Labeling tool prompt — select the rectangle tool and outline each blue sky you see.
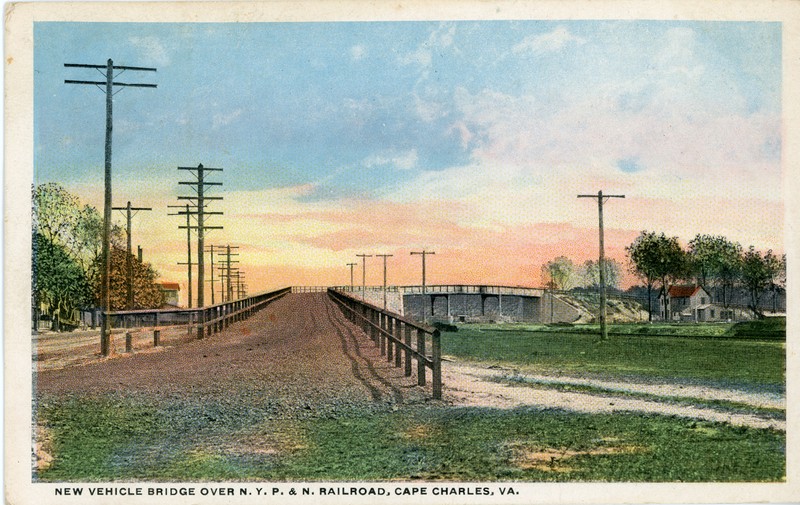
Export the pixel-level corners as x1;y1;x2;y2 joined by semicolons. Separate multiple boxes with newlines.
33;20;784;291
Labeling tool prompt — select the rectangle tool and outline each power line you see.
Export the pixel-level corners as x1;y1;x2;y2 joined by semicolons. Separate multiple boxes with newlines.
65;59;156;356
578;190;625;341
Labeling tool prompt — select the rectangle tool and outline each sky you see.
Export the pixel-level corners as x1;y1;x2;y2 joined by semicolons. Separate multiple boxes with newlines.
33;20;784;299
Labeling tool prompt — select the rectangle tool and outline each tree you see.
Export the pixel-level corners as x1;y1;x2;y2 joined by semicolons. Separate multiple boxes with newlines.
626;231;688;321
580;258;622;291
33;183;128;329
687;234;742;311
541;256;576;291
740;247;780;318
91;246;165;310
32;232;92;330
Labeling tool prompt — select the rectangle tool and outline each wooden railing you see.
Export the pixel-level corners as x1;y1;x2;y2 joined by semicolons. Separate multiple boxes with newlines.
106;287;291;350
328;288;442;400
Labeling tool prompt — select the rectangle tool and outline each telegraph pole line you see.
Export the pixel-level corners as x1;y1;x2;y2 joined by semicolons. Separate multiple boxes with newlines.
168;204;195;308
410;250;435;294
178;164;223;307
356;254;372;301
375;254;393;309
216;245;239;302
205;245;219;305
346;263;357;293
578;190;625;341
65;59;156;356
112;201;152;310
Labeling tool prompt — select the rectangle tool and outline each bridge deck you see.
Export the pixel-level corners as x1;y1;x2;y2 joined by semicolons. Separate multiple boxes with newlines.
36;293;430;413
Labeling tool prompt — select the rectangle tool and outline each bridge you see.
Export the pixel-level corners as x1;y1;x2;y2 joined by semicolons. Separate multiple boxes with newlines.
302;285;548;323
37;284;580;404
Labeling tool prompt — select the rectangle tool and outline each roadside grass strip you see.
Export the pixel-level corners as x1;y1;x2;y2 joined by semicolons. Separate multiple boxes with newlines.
441;329;785;389
488;373;785;422
35;397;784;482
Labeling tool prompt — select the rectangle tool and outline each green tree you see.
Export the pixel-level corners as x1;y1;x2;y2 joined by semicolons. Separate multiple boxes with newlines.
687;234;742;311
626;231;688;321
32;232;92;330
541;256;576;291
580;258;622;291
741;247;780;318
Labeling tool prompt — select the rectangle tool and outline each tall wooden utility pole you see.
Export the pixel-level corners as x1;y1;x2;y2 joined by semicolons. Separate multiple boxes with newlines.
578;190;625;340
356;254;372;301
346;263;357;293
217;245;239;302
411;250;435;294
205;245;218;304
375;254;393;309
65;59;156;356
112;201;152;309
168;204;195;307
177;164;223;308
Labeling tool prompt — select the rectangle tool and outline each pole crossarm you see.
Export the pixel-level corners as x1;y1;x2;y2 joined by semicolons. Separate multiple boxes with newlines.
66;63;157;71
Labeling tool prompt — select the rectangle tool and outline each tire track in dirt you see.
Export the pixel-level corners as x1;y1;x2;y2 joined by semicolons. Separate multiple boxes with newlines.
323;296;404;403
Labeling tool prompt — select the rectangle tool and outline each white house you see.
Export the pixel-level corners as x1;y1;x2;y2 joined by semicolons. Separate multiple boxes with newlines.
659;285;720;322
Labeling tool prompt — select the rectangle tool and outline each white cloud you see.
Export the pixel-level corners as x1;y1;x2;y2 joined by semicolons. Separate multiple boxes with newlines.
513;26;586;56
128;36;170;67
363;149;419;170
212;109;243;128
350;45;367;61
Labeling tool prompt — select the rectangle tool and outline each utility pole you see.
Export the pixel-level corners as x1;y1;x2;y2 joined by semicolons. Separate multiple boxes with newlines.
578;190;624;341
65;59;156;356
217;245;239;302
112;201;152;310
375;254;393;309
177;164;223;307
168;203;195;307
411;250;435;294
346;263;356;293
205;245;218;304
356;254;372;301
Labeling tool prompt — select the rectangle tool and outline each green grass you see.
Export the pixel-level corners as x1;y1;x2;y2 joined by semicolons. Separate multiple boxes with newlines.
466;317;786;340
36;398;785;482
442;328;785;388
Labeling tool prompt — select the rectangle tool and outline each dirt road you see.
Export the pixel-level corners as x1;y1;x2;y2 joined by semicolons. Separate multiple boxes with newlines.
36;293;430;413
36;292;784;430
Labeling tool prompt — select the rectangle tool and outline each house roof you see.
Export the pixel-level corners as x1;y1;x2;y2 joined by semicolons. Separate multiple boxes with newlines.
159;282;181;291
668;285;703;298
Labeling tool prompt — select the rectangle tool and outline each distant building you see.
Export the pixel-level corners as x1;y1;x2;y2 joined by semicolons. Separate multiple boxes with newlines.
659;284;751;322
158;282;181;307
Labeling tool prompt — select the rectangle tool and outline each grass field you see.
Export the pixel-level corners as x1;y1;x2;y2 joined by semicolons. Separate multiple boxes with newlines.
441;323;785;390
37;397;785;482
36;319;786;482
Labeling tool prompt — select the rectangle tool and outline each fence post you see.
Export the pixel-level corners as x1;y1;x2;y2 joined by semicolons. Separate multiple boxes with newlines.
125;332;133;353
417;328;426;386
153;329;160;347
404;324;412;376
197;309;205;340
378;313;385;355
394;320;402;368
387;317;394;363
432;330;442;399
